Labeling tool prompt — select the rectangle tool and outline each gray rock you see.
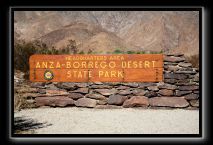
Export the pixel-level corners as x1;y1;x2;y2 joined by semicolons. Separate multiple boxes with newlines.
45;82;52;85
106;82;122;86
23;93;40;98
176;82;197;86
164;56;185;62
68;93;84;100
132;89;146;96
158;83;177;90
179;85;199;91
175;90;192;96
37;89;46;94
164;79;177;84
97;99;108;105
107;95;128;105
163;65;169;70
145;91;158;98
193;68;199;72
187;74;194;79
75;83;88;88
56;83;77;90
175;79;190;84
90;84;112;89
85;93;106;100
178;62;192;67
193;91;199;94
183;94;199;100
175;71;197;74
17;87;38;93
147;86;159;91
94;88;117;96
138;83;157;88
123;96;149;108
118;89;132;95
122;83;139;88
30;82;46;88
149;97;189;108
164;62;179;65
193;73;199;82
45;83;59;90
116;86;130;90
164;73;188;80
93;82;103;85
35;96;74;107
167;66;181;72
39;89;69;97
189;100;199;107
158;89;174;96
71;88;89;94
74;98;97;108
179;68;193;71
26;99;35;104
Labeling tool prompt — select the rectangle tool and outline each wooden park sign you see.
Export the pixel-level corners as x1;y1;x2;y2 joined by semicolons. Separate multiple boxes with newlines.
29;54;163;82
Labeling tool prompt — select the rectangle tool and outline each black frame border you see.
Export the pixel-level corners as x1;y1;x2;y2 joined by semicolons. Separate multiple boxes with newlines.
8;6;204;143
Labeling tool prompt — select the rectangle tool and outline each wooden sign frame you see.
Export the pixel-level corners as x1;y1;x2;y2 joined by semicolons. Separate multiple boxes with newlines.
29;54;163;82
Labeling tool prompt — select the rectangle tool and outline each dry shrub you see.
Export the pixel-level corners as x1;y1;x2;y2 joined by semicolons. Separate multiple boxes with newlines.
14;93;22;111
14;97;30;111
14;87;35;111
14;40;77;78
14;93;31;111
185;54;199;68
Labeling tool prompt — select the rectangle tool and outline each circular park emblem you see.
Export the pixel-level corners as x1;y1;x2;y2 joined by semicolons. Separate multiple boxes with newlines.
44;70;54;81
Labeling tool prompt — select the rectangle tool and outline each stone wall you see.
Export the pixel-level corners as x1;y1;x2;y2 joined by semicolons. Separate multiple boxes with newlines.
14;54;199;110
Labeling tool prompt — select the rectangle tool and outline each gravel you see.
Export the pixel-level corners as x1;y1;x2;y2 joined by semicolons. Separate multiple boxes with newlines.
14;107;199;134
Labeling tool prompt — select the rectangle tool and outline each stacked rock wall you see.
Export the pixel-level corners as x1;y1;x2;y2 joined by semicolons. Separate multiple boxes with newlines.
14;54;199;109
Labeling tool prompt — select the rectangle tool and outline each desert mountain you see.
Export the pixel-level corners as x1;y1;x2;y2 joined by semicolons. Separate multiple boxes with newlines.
14;11;199;56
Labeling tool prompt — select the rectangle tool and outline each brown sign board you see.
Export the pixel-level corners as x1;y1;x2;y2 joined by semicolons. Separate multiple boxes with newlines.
29;54;163;82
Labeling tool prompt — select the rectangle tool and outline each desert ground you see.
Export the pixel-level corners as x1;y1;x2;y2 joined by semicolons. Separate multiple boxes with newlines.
14;107;199;134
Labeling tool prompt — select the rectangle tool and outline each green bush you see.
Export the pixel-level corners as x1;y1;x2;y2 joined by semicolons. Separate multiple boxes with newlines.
14;40;73;74
126;50;135;54
14;41;38;72
150;51;155;54
159;50;164;54
135;51;146;54
149;51;164;54
87;49;93;54
78;51;85;54
113;49;123;54
141;51;146;54
64;39;77;54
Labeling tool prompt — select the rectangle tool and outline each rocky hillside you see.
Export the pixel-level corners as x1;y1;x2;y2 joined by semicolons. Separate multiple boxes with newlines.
14;11;199;56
